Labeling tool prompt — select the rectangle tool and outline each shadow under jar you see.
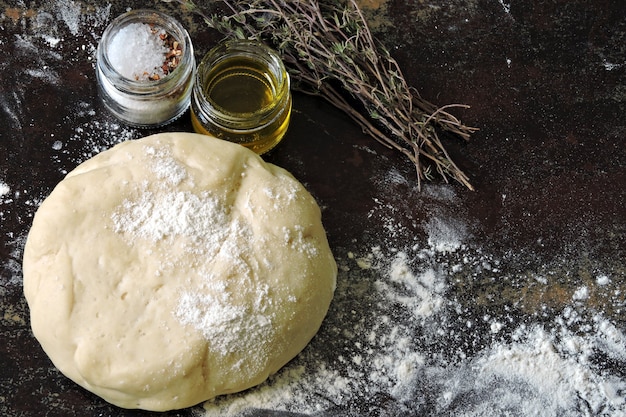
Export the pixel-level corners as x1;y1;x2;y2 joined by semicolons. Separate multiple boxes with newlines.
96;9;195;128
191;40;292;155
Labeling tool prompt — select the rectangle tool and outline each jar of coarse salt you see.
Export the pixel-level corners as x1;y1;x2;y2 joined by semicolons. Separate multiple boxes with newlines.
96;9;195;128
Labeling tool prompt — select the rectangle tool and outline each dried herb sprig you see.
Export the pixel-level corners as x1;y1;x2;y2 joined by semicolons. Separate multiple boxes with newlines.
171;0;478;189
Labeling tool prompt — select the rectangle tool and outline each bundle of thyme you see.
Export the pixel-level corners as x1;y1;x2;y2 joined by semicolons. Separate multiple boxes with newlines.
171;0;477;189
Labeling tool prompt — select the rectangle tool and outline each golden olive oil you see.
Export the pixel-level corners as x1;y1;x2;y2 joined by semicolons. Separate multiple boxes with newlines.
207;63;274;113
191;41;292;154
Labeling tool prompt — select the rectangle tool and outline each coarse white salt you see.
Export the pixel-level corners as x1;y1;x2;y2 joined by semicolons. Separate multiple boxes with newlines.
107;22;168;81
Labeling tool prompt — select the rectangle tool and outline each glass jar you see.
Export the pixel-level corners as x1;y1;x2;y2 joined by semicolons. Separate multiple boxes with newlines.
96;9;195;128
191;40;292;154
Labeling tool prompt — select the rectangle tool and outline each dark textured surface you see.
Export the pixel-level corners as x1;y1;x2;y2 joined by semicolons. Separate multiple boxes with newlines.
1;1;624;416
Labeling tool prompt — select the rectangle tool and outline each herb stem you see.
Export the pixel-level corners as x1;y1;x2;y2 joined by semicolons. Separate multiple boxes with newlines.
172;0;478;190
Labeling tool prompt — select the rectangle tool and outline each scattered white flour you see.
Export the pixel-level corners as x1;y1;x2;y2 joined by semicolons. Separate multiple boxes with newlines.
176;286;275;358
435;322;621;416
109;147;291;365
5;0;122;175
498;0;511;15
9;0;111;84
573;285;590;301
602;59;622;71
0;234;28;295
144;145;189;186
197;242;626;417
0;182;9;199
112;189;228;246
597;274;611;286
193;171;626;417
0;181;12;228
51;100;140;173
58;0;80;35
425;216;467;253
376;251;445;321
0;181;11;224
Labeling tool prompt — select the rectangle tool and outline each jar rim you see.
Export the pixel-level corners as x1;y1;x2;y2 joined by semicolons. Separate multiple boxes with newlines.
97;9;194;94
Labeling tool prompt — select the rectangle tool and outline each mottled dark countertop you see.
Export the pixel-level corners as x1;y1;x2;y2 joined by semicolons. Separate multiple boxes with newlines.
1;1;625;416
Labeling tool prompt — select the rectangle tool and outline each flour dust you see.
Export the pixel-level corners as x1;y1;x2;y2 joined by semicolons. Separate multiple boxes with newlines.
196;168;626;417
0;0;135;295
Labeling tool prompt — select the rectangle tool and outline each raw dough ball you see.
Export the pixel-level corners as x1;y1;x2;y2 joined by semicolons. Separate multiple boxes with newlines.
23;132;336;411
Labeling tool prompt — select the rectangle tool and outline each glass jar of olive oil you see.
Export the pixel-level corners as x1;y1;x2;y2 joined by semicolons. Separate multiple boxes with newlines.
191;40;292;154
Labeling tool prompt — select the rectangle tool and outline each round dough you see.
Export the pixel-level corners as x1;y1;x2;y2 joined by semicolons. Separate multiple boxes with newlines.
23;132;336;411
